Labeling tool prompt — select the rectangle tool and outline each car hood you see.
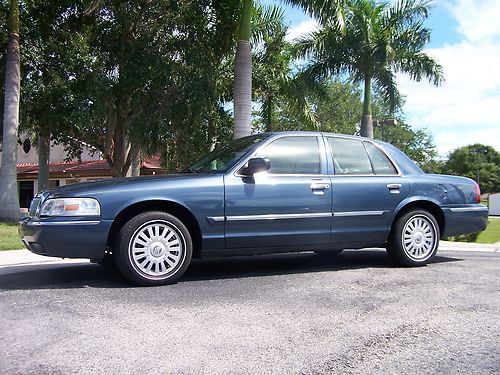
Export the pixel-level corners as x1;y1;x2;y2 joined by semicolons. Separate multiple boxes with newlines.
42;173;218;198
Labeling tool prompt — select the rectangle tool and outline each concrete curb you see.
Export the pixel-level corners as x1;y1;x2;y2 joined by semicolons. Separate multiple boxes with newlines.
439;241;499;253
0;249;89;268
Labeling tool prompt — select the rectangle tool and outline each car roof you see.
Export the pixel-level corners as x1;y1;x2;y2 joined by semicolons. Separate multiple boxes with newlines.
263;131;373;141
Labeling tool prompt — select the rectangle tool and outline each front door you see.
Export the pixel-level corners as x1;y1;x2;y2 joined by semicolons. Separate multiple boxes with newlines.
224;135;332;249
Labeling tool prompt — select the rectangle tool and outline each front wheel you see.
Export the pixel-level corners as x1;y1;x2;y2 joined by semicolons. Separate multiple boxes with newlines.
387;210;440;267
114;211;193;286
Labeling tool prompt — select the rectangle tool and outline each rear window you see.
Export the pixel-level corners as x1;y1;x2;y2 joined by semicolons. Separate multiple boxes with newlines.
364;142;398;175
328;138;372;175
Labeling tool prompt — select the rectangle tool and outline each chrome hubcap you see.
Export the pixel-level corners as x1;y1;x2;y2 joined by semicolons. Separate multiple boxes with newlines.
402;215;437;261
129;220;185;278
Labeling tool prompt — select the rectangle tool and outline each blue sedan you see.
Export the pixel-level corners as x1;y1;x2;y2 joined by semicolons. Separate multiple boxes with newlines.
19;132;488;286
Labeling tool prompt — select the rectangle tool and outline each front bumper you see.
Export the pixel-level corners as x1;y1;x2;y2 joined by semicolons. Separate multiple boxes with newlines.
18;217;113;259
442;204;489;237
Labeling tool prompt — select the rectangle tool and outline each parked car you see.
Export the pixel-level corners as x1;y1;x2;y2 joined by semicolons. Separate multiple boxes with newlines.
19;132;488;286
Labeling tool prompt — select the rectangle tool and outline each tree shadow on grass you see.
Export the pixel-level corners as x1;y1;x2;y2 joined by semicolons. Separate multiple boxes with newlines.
0;249;462;291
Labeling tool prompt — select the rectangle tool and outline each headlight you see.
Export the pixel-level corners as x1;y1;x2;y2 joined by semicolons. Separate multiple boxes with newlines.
40;198;101;217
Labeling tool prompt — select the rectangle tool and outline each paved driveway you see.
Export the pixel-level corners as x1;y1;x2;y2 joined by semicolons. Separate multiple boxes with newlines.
1;248;499;374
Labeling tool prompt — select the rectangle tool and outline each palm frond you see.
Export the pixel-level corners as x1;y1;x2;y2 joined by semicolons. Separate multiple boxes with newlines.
251;4;286;45
374;67;402;113
383;0;432;31
394;51;444;86
282;0;346;29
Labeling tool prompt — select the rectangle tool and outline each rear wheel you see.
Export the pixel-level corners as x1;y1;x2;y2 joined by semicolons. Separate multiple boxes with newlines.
387;210;439;266
114;211;192;286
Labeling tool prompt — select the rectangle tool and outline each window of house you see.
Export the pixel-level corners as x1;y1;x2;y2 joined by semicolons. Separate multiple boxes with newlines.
18;181;34;208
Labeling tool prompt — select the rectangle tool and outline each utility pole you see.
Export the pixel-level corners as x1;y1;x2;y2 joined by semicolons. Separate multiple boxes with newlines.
373;119;397;141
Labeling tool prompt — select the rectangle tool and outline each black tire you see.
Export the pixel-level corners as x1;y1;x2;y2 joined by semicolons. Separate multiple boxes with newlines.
114;211;193;286
387;209;440;267
314;249;343;256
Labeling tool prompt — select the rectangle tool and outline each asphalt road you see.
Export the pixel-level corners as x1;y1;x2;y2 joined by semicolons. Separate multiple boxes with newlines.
1;249;499;374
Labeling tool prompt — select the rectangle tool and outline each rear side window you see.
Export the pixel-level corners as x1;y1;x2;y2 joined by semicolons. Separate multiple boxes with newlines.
255;136;321;174
328;138;372;175
364;142;398;175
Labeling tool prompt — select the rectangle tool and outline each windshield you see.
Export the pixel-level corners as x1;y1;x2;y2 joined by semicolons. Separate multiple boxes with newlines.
186;134;270;173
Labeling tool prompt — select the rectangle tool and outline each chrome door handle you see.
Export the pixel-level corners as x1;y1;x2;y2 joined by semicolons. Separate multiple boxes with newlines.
310;183;330;190
387;183;402;193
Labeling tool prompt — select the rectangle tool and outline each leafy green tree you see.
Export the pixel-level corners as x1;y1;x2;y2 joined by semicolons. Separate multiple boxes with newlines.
370;94;439;170
312;80;361;134
374;122;438;169
296;0;443;138
444;144;500;194
21;0;82;189
20;1;240;175
0;0;21;221
266;79;358;133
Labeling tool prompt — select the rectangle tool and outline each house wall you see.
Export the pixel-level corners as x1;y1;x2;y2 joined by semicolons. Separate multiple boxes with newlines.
490;194;500;216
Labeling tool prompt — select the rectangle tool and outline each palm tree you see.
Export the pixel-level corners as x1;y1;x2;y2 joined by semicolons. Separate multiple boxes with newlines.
233;1;295;138
0;0;21;221
233;0;253;139
252;4;291;131
297;0;443;138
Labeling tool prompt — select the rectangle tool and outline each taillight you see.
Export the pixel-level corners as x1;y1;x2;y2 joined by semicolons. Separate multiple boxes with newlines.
475;182;481;204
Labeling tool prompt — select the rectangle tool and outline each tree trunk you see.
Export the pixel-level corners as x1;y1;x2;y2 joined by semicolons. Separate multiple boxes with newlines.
131;151;141;177
233;0;252;139
38;126;50;192
125;144;140;177
0;0;21;222
265;96;273;132
103;99;135;178
360;75;373;138
111;118;127;177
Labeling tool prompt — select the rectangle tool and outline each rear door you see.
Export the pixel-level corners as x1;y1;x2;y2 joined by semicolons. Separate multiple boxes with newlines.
325;136;410;245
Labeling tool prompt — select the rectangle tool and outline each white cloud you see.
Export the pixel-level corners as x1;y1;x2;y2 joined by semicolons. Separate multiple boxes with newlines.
285;19;318;42
398;0;500;156
446;0;500;42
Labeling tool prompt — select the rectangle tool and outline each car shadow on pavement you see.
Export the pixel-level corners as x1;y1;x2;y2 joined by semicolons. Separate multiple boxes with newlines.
181;250;461;282
0;249;462;291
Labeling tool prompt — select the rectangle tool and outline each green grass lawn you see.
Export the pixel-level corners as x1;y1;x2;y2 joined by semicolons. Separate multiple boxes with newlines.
476;218;500;244
0;222;24;251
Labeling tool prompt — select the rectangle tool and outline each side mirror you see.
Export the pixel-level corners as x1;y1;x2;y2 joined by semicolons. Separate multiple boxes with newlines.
242;157;270;176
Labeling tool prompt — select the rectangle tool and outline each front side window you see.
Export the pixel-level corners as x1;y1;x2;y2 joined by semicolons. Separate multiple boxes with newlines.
255;136;321;175
328;138;372;175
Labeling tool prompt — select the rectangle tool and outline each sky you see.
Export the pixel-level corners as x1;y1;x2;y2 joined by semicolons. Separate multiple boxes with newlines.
263;0;500;156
